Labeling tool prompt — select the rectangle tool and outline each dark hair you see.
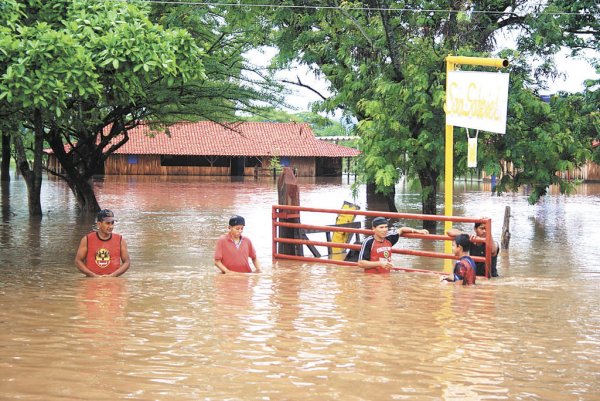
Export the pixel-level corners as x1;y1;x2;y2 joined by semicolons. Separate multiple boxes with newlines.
97;209;115;222
371;217;388;228
474;222;484;229
229;215;245;226
455;233;471;252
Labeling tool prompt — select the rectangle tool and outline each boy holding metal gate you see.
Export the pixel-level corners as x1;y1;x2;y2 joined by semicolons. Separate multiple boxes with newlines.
358;217;428;273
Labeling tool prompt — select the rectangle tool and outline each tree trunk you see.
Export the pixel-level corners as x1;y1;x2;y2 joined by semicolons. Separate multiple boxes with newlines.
366;182;397;212
46;129;103;213
385;189;397;213
418;169;438;232
1;133;10;182
1;180;10;223
67;176;101;212
13;110;45;217
30;112;45;217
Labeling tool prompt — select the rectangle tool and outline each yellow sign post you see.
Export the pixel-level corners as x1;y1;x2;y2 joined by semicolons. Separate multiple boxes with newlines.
443;56;508;270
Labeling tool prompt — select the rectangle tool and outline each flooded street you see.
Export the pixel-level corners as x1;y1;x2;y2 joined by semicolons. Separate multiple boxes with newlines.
1;174;599;400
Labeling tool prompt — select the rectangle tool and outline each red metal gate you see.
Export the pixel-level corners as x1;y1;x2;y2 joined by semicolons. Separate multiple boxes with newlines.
272;205;494;277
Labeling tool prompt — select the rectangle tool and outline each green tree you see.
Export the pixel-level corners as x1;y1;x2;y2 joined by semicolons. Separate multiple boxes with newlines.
148;1;282;121
519;0;598;54
470;51;594;203
269;1;598;227
243;108;303;123
0;0;282;215
495;0;599;201
243;108;351;136
0;0;22;183
295;112;352;137
0;0;205;214
585;81;600;165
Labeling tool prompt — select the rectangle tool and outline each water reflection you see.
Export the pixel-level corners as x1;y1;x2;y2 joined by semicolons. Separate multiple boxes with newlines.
76;278;128;337
0;174;599;400
1;181;11;222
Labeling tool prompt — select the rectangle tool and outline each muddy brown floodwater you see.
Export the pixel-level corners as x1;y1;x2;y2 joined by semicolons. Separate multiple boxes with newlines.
1;174;599;400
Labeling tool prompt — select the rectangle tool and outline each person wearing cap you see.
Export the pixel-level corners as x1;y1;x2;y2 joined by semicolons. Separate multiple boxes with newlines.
214;215;262;274
75;209;131;277
358;217;429;273
442;234;477;285
447;221;499;277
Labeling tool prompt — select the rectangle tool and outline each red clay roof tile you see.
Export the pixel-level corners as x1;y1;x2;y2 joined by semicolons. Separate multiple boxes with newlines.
112;121;361;158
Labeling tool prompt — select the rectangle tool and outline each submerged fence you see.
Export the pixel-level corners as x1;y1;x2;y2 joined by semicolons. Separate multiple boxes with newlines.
272;205;494;277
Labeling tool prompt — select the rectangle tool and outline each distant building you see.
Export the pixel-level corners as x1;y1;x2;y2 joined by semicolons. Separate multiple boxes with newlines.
317;136;360;144
45;121;360;177
559;140;600;182
482;140;600;182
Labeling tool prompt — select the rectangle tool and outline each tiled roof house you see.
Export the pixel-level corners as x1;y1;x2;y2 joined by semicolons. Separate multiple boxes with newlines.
48;121;361;177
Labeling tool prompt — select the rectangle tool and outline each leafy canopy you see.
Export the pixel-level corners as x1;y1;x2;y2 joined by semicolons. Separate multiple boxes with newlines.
268;0;598;213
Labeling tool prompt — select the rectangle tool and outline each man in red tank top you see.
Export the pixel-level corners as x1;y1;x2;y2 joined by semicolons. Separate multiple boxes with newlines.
75;209;131;277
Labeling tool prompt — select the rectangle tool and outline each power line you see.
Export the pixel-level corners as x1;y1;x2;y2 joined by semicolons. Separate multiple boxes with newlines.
104;0;594;17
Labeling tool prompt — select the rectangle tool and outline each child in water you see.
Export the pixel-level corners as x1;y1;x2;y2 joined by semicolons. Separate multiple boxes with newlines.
443;234;476;285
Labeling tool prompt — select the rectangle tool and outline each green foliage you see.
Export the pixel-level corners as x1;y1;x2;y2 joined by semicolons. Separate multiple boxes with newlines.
520;0;599;54
295;112;352;137
1;0;206;128
464;50;597;204
0;1;201;210
270;0;599;212
149;0;284;122
242;108;351;137
269;154;283;174
0;0;22;30
0;0;283;211
243;108;303;123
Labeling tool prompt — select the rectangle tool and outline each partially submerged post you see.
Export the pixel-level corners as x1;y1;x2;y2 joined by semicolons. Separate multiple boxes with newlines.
276;167;302;255
501;206;511;249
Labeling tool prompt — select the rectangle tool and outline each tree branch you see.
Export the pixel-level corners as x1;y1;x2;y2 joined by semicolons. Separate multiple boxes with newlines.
280;76;329;101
